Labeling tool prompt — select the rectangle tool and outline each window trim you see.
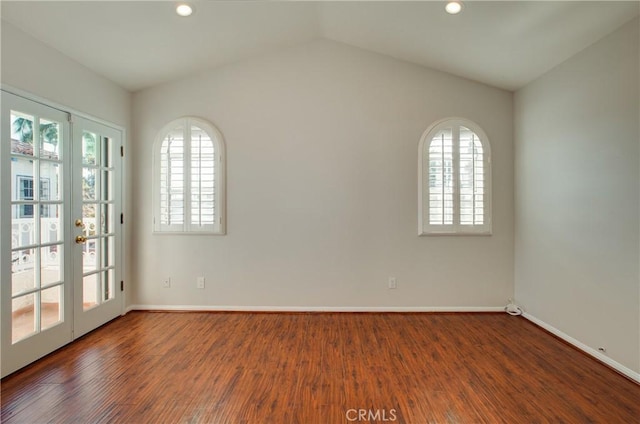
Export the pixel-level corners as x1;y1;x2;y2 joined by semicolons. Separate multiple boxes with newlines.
152;117;226;235
418;117;492;236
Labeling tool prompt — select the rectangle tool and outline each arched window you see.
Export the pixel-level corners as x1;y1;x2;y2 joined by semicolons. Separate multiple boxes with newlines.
419;118;491;235
153;117;225;234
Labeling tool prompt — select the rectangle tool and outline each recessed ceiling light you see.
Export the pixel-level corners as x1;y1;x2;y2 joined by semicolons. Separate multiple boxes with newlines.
176;4;193;17
445;1;464;15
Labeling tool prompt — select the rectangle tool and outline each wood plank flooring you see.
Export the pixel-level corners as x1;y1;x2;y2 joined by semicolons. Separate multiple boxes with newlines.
1;312;638;423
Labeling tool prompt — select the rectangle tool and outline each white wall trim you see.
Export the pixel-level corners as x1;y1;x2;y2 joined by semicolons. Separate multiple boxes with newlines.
523;313;640;383
126;305;504;313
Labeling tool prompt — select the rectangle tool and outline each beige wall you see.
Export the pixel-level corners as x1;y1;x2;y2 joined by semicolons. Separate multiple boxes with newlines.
514;19;640;374
131;39;514;309
1;21;130;128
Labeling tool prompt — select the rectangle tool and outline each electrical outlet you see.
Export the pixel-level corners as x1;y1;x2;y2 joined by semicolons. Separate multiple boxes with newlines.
163;278;171;288
388;277;397;289
197;276;205;289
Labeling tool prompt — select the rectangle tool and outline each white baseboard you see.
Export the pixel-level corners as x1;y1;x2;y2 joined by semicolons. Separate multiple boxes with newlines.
523;312;640;384
126;304;504;313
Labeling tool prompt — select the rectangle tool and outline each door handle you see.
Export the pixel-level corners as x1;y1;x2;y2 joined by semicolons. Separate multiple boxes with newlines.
75;235;87;244
74;219;86;228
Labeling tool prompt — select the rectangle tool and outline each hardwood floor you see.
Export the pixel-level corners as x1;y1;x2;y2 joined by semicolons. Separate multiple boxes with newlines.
1;312;638;423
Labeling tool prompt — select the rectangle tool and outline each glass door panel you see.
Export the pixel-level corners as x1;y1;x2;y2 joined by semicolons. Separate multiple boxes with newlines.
10;111;66;343
73;117;122;338
81;133;114;310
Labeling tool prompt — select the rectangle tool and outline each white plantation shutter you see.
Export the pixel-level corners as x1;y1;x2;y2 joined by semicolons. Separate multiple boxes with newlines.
459;126;484;226
419;119;491;235
154;117;225;234
190;126;215;227
160;126;185;226
428;128;454;225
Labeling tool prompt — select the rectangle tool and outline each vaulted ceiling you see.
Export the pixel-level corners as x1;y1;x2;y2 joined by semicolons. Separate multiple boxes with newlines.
2;1;638;92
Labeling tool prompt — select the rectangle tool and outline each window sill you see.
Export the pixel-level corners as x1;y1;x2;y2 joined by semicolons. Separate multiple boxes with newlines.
153;231;226;236
419;231;492;237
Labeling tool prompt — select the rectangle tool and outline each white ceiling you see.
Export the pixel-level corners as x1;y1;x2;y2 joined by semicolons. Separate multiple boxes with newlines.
2;1;638;92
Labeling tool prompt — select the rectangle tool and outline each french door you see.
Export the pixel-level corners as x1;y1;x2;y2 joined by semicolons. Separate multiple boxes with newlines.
1;91;123;377
72;116;123;338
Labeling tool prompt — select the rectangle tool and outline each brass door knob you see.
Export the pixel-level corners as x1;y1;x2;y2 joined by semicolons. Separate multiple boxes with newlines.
75;235;87;244
74;219;86;228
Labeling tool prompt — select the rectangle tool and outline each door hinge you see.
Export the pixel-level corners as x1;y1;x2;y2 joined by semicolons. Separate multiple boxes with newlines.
120;213;124;224
120;146;124;157
120;281;124;292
